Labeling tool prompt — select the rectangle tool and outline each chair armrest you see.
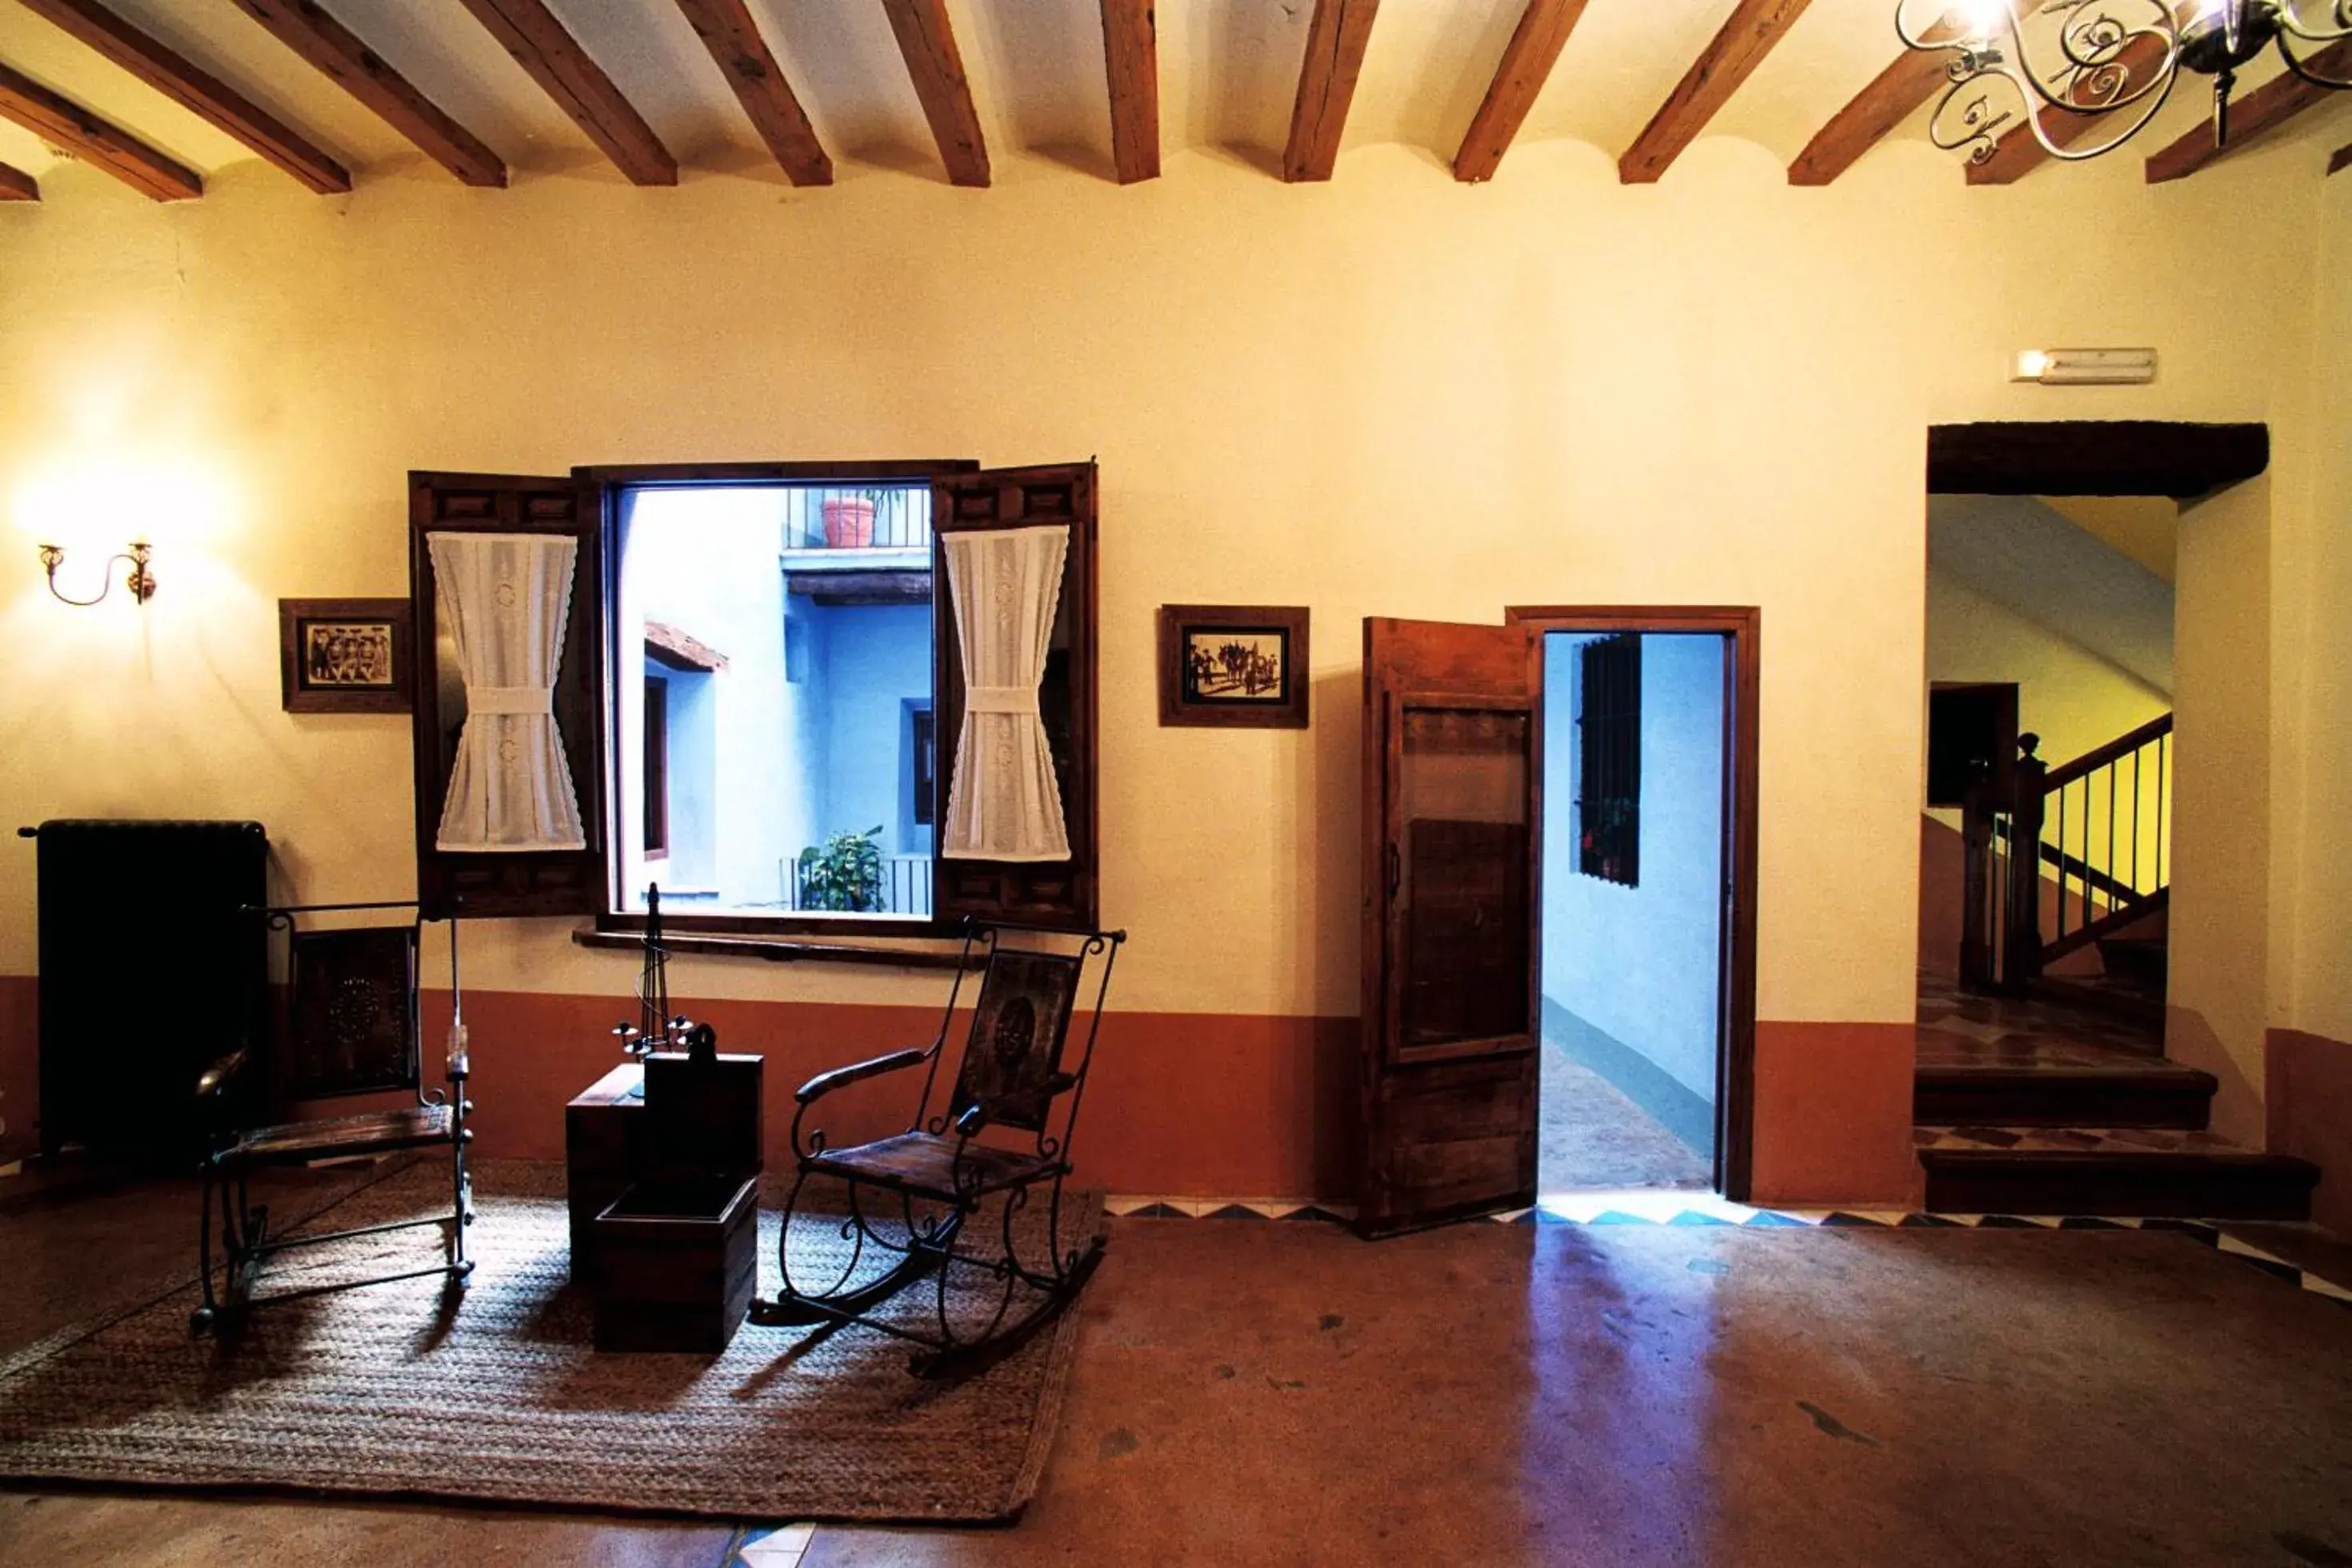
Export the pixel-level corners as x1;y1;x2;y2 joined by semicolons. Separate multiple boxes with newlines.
194;1050;249;1103
952;1072;1078;1138
796;1047;928;1105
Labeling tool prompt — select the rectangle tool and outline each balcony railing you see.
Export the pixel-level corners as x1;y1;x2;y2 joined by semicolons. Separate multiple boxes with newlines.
782;852;934;918
782;487;931;553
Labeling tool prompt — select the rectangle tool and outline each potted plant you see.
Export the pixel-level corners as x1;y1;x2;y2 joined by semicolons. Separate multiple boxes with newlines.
798;826;886;912
820;488;881;549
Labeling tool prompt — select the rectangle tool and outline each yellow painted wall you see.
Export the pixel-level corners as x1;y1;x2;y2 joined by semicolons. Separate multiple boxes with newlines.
2272;170;2352;1046
2170;477;2273;1142
0;138;2330;1045
1925;567;2170;778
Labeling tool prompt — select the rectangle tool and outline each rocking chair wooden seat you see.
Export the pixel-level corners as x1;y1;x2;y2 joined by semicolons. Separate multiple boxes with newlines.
190;902;474;1338
223;1101;455;1165
807;1128;1061;1202
749;918;1126;1378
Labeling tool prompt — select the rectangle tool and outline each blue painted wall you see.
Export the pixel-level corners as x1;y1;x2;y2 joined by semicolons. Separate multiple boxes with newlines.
804;601;933;858
1542;631;1726;1114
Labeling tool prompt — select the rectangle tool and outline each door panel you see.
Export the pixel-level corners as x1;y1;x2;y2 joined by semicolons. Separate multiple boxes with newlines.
1359;618;1541;1236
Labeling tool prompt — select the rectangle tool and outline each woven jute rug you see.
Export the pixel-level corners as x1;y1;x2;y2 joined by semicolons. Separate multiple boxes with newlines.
0;1160;1095;1522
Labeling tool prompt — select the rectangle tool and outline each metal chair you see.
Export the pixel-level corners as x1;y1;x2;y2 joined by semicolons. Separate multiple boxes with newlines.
749;918;1125;1377
190;901;473;1337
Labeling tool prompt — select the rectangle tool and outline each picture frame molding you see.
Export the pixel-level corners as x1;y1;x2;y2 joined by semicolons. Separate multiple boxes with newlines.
1156;603;1311;730
278;597;414;714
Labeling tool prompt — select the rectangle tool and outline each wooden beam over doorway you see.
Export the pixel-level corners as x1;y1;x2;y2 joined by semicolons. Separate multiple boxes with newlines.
18;0;349;192
0;59;201;198
1454;0;1591;183
1927;421;2270;500
0;158;38;199
229;0;506;186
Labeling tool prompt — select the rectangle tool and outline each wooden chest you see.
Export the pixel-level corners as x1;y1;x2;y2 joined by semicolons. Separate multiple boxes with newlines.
590;1174;760;1354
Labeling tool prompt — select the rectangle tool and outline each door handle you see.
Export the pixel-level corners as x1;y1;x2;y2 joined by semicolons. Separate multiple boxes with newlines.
1386;842;1401;899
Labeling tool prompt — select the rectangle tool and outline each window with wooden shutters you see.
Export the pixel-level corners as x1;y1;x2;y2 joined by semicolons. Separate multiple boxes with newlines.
408;471;609;918
931;463;1099;930
1578;633;1641;888
563;459;1098;940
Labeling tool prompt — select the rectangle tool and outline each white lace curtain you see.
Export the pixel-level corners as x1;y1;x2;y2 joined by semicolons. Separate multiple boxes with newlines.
427;531;586;853
940;524;1071;862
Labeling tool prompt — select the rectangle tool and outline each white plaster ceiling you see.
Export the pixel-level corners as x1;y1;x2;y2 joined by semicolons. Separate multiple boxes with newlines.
0;0;2344;189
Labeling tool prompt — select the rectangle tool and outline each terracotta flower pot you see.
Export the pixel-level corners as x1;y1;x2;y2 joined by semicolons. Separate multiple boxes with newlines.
821;495;876;548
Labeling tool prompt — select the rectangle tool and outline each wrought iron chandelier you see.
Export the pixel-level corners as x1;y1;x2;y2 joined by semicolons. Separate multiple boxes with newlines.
1897;0;2352;164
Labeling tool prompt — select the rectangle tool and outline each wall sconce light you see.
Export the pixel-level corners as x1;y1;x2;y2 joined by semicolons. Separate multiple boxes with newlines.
38;541;156;606
2011;347;2160;386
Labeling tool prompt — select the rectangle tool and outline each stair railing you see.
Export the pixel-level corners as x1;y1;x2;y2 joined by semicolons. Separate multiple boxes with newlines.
1960;715;2171;994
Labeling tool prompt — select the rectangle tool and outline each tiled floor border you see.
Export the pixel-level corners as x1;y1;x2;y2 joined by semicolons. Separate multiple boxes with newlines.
1102;1192;2352;1307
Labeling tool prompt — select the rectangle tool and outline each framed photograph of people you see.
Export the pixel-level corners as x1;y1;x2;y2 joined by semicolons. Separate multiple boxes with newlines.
278;598;414;714
1156;605;1310;730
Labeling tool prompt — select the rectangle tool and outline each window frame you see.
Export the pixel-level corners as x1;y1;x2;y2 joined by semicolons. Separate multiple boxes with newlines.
575;458;1060;941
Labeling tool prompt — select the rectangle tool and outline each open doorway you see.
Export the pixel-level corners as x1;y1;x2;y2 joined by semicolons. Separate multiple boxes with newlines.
1536;630;1725;1192
1510;606;1758;1202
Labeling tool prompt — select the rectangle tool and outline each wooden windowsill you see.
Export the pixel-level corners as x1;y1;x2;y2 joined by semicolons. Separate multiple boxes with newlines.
570;926;978;971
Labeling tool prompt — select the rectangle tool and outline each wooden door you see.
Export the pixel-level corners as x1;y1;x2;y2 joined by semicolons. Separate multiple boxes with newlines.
1358;617;1542;1236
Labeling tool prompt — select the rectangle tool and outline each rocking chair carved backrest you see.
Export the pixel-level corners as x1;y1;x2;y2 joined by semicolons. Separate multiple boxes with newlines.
281;918;422;1102
912;922;1122;1157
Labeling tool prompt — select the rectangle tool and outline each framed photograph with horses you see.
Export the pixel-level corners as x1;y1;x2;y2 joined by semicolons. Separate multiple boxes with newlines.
1157;604;1310;730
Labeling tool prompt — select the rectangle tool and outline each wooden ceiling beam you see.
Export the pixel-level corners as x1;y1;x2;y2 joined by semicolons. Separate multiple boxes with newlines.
1285;0;1379;182
1622;0;1813;184
668;0;830;185
1098;0;1158;183
1787;48;1950;186
228;0;505;187
2330;140;2351;174
0;158;38;199
1454;0;1591;183
17;0;348;193
0;58;200;198
456;0;674;186
879;0;989;187
2147;37;2352;182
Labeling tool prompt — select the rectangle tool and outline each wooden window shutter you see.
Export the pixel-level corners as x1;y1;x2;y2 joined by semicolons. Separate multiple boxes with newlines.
930;462;1100;930
408;471;610;918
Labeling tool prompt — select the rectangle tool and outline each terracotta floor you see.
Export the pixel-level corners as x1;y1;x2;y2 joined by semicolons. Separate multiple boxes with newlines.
4;1170;2351;1566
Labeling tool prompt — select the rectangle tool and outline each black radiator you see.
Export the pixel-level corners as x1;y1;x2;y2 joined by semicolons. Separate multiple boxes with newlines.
25;819;268;1164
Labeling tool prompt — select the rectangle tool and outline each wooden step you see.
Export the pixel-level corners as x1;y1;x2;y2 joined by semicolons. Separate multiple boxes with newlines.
2033;974;2165;1032
2098;935;2168;989
1915;1063;2214;1128
1919;1148;2318;1219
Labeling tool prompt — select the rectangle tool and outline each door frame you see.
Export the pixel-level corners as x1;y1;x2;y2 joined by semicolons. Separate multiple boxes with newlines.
1506;605;1762;1202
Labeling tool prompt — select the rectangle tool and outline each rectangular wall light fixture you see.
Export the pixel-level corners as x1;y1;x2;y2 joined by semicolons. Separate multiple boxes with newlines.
2011;347;2159;386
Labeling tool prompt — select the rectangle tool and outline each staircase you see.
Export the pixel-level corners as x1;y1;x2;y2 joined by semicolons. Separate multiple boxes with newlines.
1924;718;2318;1219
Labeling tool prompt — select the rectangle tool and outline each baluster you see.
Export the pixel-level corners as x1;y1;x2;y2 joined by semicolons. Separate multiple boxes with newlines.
2005;735;2046;990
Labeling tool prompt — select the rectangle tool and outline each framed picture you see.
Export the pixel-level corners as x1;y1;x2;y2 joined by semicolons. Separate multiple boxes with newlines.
278;598;414;714
1157;604;1310;730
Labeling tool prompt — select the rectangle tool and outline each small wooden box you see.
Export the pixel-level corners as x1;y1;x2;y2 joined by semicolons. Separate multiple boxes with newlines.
565;1063;647;1286
590;1174;760;1354
642;1051;764;1179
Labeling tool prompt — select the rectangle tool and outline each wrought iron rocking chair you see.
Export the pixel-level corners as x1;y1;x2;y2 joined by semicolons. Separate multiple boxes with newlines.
749;918;1126;1377
190;901;473;1337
